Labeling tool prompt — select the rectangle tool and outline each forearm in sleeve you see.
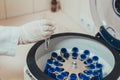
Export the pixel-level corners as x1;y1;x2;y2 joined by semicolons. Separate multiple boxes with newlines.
0;26;19;56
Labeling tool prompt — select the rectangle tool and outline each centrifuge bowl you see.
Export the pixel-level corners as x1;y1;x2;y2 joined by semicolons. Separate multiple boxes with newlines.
26;33;120;80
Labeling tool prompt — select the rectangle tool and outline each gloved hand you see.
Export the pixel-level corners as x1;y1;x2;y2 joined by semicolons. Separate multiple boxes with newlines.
18;19;55;44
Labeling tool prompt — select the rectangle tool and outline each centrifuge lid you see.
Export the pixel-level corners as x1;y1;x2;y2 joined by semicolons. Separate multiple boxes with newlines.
90;0;120;50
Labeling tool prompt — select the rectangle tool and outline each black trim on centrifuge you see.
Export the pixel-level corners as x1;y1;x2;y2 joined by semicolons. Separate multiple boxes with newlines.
27;33;120;80
112;0;120;17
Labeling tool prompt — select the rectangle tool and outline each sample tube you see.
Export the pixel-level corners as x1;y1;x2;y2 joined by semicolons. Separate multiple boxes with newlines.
84;70;93;76
51;52;58;60
61;71;69;79
96;63;103;79
86;64;95;70
48;67;56;78
92;71;101;80
54;61;63;67
55;67;64;73
57;56;65;62
92;56;99;64
72;47;79;53
69;73;77;80
83;50;90;58
63;52;70;60
56;74;64;80
84;58;93;65
60;48;67;56
44;59;53;74
72;52;78;59
78;73;90;80
80;54;87;61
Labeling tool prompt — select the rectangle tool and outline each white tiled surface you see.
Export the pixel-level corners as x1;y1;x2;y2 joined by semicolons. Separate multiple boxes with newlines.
0;10;87;80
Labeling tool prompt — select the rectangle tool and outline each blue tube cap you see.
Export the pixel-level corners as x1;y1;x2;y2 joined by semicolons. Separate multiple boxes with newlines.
61;48;67;53
72;52;78;59
63;53;70;59
80;54;87;61
86;58;93;64
70;73;77;80
57;56;65;62
61;71;69;77
72;47;79;53
92;56;99;61
84;50;90;55
51;52;58;58
56;74;64;80
47;59;53;64
54;61;63;66
96;63;103;69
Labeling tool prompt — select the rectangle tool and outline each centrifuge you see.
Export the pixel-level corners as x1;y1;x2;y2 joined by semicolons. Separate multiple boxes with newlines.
24;0;120;80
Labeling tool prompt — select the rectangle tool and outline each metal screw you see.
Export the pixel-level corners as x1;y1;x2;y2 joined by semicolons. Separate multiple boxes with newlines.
72;61;77;69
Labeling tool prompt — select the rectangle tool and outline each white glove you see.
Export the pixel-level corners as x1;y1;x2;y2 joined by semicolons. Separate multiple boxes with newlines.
18;19;55;44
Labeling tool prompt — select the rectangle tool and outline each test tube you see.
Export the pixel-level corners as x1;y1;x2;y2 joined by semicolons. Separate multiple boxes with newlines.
78;73;90;80
60;48;67;56
86;64;95;70
84;70;93;76
44;59;53;74
55;67;64;73
96;63;103;79
83;50;90;58
54;61;63;67
72;52;78;59
51;52;58;60
84;58;93;65
56;74;64;80
80;54;87;61
48;67;56;79
92;56;99;64
70;73;77;80
72;47;79;53
61;71;69;79
92;71;101;80
57;56;65;62
63;52;70;60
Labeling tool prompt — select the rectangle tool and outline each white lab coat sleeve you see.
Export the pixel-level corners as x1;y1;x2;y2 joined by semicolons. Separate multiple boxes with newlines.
0;26;19;56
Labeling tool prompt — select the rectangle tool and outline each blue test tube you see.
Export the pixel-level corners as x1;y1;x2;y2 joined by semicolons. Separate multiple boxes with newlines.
56;74;64;80
83;50;90;58
86;64;95;70
60;48;67;56
48;67;56;78
54;61;63;66
61;71;69;79
84;70;93;76
44;59;53;74
84;58;93;65
51;52;58;60
92;56;99;64
72;52;78;59
55;67;64;73
92;71;101;80
78;73;90;80
96;63;103;79
80;54;87;61
72;47;79;53
70;73;77;80
57;56;65;62
63;53;70;60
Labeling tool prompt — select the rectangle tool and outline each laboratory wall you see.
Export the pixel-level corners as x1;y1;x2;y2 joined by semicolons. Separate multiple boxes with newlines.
60;0;96;35
0;0;50;19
